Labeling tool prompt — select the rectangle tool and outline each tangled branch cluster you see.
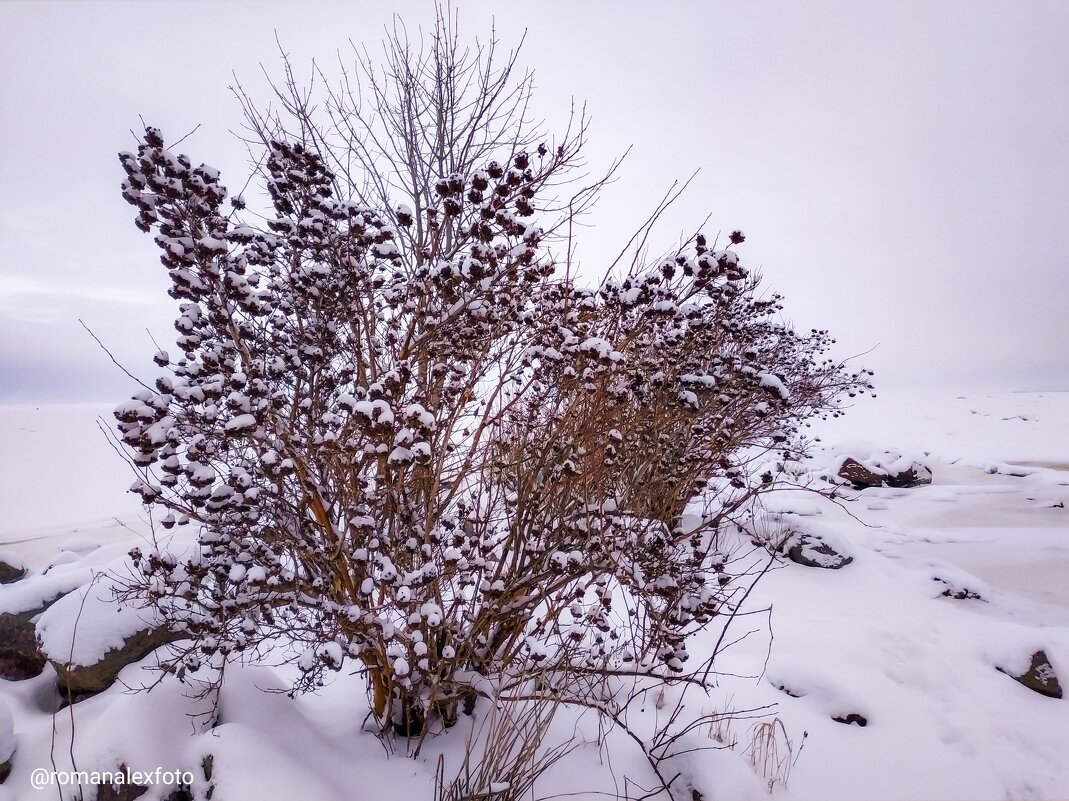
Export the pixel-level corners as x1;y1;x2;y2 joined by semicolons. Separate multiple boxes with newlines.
111;21;870;740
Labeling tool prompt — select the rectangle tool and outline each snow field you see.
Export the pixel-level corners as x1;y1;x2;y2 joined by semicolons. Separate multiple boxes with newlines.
0;392;1067;800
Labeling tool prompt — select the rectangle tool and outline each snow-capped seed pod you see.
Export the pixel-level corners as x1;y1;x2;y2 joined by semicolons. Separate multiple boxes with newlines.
394;204;413;226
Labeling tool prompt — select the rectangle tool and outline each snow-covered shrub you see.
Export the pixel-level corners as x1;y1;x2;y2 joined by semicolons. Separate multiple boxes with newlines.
110;11;871;746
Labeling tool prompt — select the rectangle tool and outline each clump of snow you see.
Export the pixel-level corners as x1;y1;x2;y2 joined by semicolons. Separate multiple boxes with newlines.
578;336;612;358
224;413;258;433
764;655;872;721
758;370;791;400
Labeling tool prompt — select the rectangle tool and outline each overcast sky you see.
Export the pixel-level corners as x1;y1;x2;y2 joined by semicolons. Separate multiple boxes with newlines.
1;0;1067;402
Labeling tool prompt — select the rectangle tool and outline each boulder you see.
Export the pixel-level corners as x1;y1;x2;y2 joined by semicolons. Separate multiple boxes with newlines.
0;557;26;585
0;560;100;680
86;762;199;801
37;577;183;701
94;765;149;801
884;463;933;488
786;533;853;570
998;650;1062;699
0;608;48;680
837;457;888;489
51;626;182;701
0;589;69;681
836;454;932;489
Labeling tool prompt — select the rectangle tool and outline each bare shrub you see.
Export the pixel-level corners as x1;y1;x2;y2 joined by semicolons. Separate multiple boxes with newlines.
109;5;869;793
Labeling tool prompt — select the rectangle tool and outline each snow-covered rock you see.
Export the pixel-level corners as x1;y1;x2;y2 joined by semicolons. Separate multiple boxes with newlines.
37;577;179;699
0;559;90;680
932;575;985;601
0;608;46;681
997;650;1063;699
0;559;96;618
785;531;853;570
836;453;932;489
0;552;25;585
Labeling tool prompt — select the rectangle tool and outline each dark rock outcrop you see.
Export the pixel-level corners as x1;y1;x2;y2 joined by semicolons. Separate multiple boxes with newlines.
0;610;47;681
94;766;149;801
0;560;26;585
837;456;932;490
92;761;200;801
1;697;13;784
0;593;66;681
832;713;868;727
884;464;933;488
998;650;1062;699
787;533;853;570
837;458;887;489
933;577;984;601
51;627;182;702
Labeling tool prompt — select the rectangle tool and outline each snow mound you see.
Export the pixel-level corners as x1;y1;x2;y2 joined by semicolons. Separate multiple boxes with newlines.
0;560;96;616
765;656;872;722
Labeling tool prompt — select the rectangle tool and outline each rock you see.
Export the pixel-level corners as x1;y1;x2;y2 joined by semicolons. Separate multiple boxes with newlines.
836;455;932;489
998;650;1062;699
51;626;182;702
2;565;106;681
933;577;984;601
0;558;26;585
0;610;47;680
0;576;87;681
0;592;64;681
885;463;933;488
832;713;868;727
837;457;888;488
36;576;184;701
786;533;853;570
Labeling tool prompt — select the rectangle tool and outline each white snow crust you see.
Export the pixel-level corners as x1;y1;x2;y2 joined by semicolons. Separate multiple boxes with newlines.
1;392;1068;800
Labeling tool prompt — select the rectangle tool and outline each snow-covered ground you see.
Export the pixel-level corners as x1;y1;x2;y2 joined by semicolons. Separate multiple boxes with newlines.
1;390;1067;800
